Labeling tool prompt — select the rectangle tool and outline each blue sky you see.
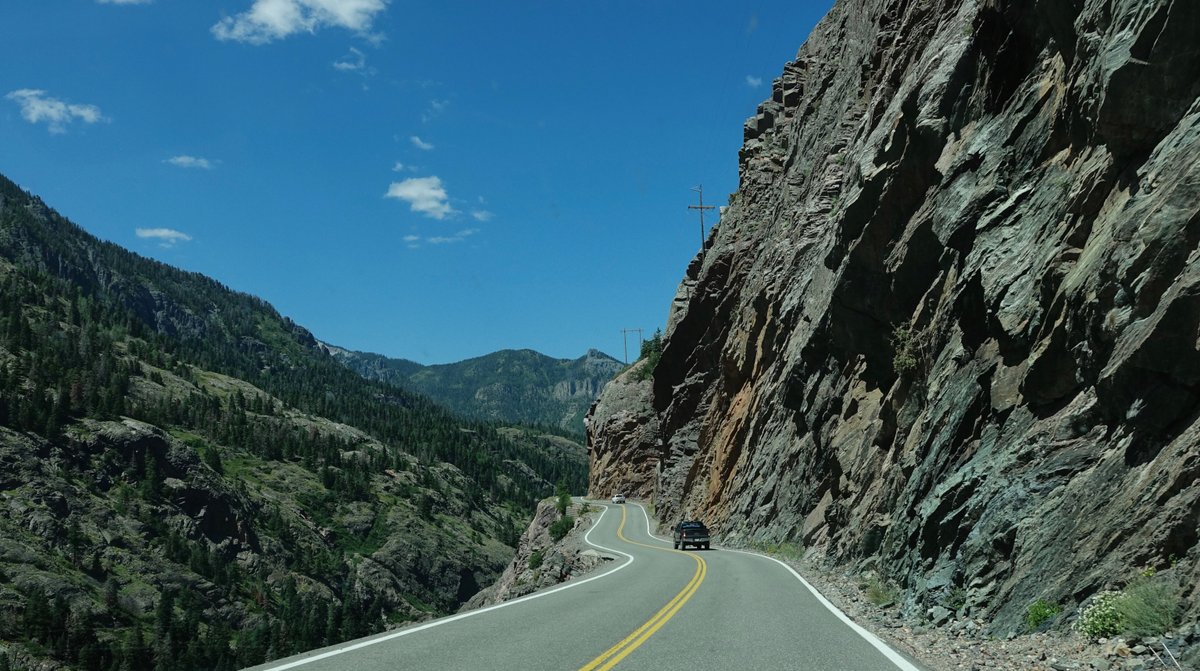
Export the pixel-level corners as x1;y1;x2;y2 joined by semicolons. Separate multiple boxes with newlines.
1;0;833;365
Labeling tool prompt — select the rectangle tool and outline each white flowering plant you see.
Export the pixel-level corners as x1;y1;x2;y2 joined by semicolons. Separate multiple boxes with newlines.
1074;590;1124;639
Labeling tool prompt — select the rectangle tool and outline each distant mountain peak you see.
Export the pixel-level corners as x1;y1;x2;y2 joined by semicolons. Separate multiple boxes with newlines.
327;345;623;435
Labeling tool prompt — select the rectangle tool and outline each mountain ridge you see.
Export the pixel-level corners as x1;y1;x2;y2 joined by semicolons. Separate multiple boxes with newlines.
0;170;586;670
325;343;624;436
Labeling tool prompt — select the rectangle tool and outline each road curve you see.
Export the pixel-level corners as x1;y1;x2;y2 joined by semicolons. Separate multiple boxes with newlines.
245;501;926;671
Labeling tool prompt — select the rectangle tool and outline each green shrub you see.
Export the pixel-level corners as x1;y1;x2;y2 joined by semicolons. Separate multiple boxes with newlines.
891;323;924;376
555;480;571;516
1117;579;1179;638
632;330;663;382
945;586;968;611
528;550;544;570
1025;599;1061;631
548;515;573;542
1075;591;1124;639
862;575;899;608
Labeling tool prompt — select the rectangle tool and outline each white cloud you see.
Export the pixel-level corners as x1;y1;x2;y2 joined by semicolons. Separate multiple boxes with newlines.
409;135;434;151
470;210;493;222
6;89;105;134
333;46;367;72
402;235;420;243
745;75;763;88
212;0;387;45
164;155;216;170
136;228;193;247
421;98;449;123
385;176;455;219
392;162;406;172
428;228;478;244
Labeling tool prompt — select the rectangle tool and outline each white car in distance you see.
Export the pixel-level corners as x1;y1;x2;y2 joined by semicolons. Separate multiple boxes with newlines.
611;494;626;504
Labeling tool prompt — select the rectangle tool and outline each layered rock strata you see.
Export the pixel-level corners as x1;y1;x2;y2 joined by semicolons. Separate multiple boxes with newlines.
586;359;659;501
591;0;1200;635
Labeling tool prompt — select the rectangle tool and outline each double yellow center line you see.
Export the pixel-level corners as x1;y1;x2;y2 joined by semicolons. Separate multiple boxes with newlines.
577;505;708;671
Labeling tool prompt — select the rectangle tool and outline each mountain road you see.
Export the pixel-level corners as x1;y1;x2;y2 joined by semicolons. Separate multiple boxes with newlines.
247;501;925;671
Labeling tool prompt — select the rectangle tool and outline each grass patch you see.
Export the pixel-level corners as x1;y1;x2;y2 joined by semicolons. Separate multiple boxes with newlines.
169;429;209;448
861;575;899;608
404;594;435;613
1117;578;1179;638
753;541;804;561
528;550;544;570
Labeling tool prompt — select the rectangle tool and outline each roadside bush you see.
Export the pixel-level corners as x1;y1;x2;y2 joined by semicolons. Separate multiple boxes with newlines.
1117;578;1179;638
1025;599;1061;631
528;550;544;570
861;575;899;608
1075;578;1180;640
1075;591;1124;639
548;515;573;542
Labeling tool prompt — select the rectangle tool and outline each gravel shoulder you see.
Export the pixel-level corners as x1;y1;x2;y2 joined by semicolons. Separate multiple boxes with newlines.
765;554;1198;671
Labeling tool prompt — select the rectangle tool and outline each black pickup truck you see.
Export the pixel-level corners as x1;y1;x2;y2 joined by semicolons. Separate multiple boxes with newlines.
672;521;711;550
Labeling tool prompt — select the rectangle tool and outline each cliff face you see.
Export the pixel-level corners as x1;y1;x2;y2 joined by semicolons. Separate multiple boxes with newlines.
586;360;659;501
463;499;612;610
591;0;1200;633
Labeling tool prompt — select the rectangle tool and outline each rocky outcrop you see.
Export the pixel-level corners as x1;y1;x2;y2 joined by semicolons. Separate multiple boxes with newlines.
464;500;613;609
592;0;1200;636
586;360;659;501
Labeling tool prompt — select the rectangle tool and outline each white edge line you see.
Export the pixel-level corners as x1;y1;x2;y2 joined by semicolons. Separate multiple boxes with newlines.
637;503;919;671
721;548;922;671
254;501;635;671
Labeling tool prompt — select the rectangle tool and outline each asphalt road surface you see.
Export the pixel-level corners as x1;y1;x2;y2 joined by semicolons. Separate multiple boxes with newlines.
247;501;926;671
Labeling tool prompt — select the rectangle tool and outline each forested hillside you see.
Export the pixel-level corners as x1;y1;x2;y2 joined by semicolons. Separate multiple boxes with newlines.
0;173;587;670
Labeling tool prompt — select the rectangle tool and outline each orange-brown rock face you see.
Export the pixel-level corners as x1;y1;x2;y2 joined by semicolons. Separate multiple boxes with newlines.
590;0;1200;636
585;361;659;503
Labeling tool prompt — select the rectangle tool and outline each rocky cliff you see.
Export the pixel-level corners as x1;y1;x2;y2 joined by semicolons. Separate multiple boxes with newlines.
586;359;659;501
463;499;613;610
590;0;1200;636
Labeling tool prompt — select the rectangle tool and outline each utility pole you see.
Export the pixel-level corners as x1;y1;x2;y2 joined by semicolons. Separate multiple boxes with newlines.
688;185;717;259
621;328;644;364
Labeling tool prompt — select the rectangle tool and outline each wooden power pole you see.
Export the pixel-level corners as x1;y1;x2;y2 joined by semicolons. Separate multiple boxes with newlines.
688;185;717;259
